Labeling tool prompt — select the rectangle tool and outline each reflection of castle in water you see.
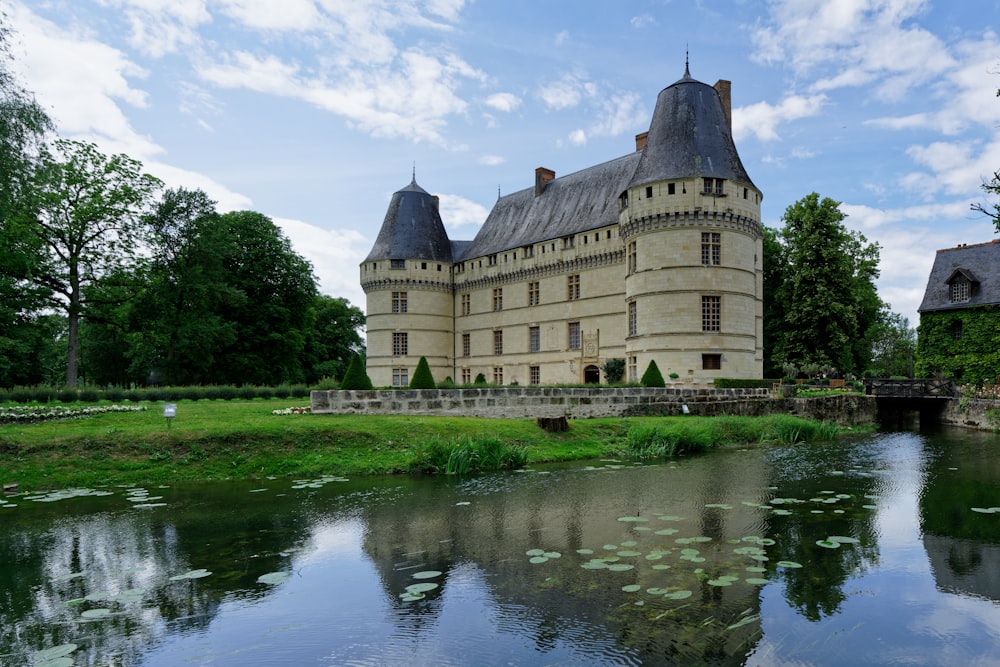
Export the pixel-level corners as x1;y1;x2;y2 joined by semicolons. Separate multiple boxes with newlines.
923;535;1000;601
360;451;778;663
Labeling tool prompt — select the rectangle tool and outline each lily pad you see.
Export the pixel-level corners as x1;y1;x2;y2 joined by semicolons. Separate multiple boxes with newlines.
405;582;438;594
81;608;113;619
169;568;212;581
745;577;769;585
607;563;634;572
529;556;549;564
827;535;859;544
526;548;545;556
617;516;648;522
707;579;733;587
776;560;803;568
654;528;679;536
816;539;841;548
256;571;291;585
411;571;442;580
34;644;77;663
621;584;641;593
664;590;693;600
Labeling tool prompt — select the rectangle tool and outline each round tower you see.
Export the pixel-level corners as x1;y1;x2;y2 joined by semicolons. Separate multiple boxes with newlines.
360;179;454;387
619;65;763;382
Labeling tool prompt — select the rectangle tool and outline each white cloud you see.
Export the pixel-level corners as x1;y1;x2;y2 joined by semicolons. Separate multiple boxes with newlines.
217;0;322;31
436;194;489;230
479;154;505;166
484;92;521;112
9;3;161;159
98;0;210;57
568;128;587;146
554;30;570;46
630;14;657;29
733;94;827;142
538;73;588;110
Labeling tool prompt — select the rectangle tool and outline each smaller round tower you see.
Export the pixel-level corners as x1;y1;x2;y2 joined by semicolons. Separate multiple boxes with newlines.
360;179;454;387
620;65;763;382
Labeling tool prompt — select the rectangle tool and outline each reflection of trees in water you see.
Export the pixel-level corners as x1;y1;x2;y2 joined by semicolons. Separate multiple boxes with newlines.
763;439;883;621
919;428;1000;601
0;483;318;665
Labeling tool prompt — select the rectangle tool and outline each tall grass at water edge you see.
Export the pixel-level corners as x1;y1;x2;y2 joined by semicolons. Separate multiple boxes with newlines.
408;435;530;475
625;414;840;459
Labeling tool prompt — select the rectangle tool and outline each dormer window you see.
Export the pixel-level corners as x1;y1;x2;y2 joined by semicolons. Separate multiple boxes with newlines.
702;178;726;196
390;259;405;270
946;269;977;303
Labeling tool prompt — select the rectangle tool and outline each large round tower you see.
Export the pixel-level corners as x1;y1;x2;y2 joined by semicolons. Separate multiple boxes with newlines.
619;65;763;382
360;179;454;387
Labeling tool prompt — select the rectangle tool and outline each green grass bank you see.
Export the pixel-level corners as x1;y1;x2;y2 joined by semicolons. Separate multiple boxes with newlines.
0;399;857;491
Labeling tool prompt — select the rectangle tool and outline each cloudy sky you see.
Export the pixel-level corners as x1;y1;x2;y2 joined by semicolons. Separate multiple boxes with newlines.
6;0;1000;325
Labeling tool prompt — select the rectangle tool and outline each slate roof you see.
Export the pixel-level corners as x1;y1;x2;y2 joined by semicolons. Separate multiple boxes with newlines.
628;67;754;190
456;153;641;261
918;240;1000;313
364;179;453;263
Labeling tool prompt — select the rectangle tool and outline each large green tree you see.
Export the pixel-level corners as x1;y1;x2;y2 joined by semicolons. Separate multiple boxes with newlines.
0;19;55;386
868;311;916;378
768;193;885;376
19;139;161;386
300;295;365;384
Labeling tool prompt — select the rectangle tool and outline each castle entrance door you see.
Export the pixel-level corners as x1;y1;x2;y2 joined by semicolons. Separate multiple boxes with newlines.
584;365;600;384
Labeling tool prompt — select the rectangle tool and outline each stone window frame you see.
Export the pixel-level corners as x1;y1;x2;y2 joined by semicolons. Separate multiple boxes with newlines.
492;287;503;312
493;330;503;356
462;333;470;357
461;368;471;384
529;366;540;385
628;300;637;337
701;295;721;333
529;326;540;353
392;367;409;386
392;332;408;356
702;354;722;370
493;366;503;385
701;232;721;266
528;281;540;306
567;274;581;301
390;259;405;269
391;291;408;313
568;321;581;350
461;293;471;315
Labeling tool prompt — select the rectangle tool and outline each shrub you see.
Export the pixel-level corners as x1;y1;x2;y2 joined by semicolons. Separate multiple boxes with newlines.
273;384;291;399
255;386;274;400
640;360;665;387
103;387;125;402
473;373;487;386
340;353;373;390
9;387;34;404
56;388;78;403
437;376;456;389
713;378;780;389
289;384;311;398
79;388;100;403
407;435;528;475
312;376;340;390
409;357;436;389
602;358;625;384
238;385;257;400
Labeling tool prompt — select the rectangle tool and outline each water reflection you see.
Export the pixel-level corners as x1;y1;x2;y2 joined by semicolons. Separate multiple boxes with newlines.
1;428;999;665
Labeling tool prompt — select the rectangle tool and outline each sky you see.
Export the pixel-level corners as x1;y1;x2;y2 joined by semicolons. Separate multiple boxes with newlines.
6;0;1000;326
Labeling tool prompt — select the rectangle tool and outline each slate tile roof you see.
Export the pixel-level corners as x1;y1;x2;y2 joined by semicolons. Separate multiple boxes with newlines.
918;240;1000;312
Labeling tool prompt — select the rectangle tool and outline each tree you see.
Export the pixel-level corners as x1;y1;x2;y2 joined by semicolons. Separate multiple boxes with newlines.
0;18;54;387
640;360;665;387
761;226;788;378
409;357;436;389
601;358;625;384
769;193;884;376
19;139;161;385
340;353;372;390
868;311;916;378
300;295;365;384
971;170;1000;233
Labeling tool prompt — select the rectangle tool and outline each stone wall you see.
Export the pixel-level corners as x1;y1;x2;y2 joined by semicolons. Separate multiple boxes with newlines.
311;387;876;426
939;398;1000;431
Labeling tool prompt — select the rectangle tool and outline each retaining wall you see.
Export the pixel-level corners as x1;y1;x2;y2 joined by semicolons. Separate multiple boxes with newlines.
939;398;1000;431
311;387;876;426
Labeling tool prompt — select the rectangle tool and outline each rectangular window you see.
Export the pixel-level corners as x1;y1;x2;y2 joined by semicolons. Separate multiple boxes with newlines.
493;367;503;385
645;185;653;198
523;245;534;258
529;326;540;352
703;177;714;194
628;356;638;382
391;291;408;313
392;367;409;386
567;274;580;301
488;254;497;266
702;296;721;332
950;280;971;302
701;232;721;266
702;354;722;370
461;369;471;384
462;333;470;357
568;322;581;350
628;241;637;274
390;259;405;269
563;236;575;249
528;281;540;306
392;332;408;356
461;293;471;315
492;288;503;311
628;301;637;337
493;330;503;356
668;182;676;195
529;366;540;385
952;320;964;341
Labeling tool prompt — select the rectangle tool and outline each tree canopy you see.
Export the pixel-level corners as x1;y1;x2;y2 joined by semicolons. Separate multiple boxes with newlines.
765;193;886;377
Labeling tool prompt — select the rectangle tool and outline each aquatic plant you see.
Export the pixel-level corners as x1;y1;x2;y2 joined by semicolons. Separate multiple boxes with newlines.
408;435;528;475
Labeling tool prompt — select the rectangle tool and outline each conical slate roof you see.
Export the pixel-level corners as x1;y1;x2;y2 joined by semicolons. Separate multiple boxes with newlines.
364;179;453;263
627;66;754;190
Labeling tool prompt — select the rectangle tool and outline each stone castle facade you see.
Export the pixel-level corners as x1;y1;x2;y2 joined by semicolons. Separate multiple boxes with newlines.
360;65;764;387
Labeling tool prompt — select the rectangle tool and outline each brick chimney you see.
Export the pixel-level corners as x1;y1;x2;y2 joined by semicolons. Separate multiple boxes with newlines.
714;80;732;131
635;131;649;151
535;167;555;197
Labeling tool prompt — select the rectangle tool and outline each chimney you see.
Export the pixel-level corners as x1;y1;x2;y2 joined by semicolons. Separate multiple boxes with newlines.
535;167;555;197
635;132;649;152
714;80;732;131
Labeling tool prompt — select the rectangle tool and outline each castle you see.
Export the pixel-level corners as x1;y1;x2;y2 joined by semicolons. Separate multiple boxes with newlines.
360;65;764;387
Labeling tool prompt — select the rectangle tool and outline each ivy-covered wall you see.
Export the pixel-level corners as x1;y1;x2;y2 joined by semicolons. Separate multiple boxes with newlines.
917;305;1000;385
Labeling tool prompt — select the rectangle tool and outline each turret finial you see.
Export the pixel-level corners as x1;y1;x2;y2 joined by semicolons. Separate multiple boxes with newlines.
685;45;690;78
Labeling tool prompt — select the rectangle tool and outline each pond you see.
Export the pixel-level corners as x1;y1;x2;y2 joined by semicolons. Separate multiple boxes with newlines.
3;426;1000;666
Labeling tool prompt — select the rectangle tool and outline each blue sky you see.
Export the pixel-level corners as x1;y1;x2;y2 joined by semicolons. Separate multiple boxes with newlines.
7;0;1000;325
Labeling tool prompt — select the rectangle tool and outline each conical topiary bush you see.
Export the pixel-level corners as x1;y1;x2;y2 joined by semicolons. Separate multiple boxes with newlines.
640;359;665;388
409;356;436;389
340;353;373;390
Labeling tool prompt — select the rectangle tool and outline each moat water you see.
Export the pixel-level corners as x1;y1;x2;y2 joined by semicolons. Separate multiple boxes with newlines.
3;425;1000;666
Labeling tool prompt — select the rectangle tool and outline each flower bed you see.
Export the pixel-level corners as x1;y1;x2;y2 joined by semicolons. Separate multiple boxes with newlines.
0;404;147;424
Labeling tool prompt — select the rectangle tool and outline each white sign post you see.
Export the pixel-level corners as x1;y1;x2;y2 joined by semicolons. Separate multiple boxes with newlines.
163;403;177;429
